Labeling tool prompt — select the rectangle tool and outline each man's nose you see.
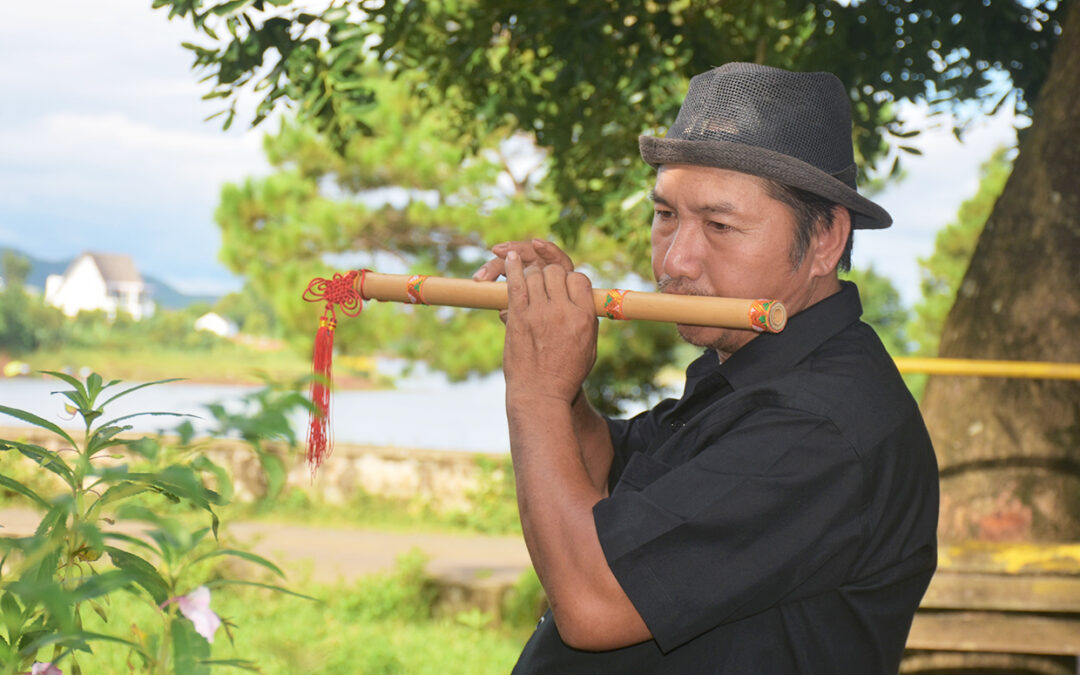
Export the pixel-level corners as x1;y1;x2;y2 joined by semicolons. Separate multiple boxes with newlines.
661;221;704;281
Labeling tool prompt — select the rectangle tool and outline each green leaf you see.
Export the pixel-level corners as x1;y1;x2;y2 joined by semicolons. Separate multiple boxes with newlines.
200;659;260;671
1;592;22;636
0;405;78;449
39;370;88;402
87;482;149;517
172;616;211;675
72;570;136;603
85;373;104;401
99;378;185;408
211;0;250;15
190;456;233;503
105;547;170;605
122;436;161;461
16;629;49;653
189;549;285;579
0;474;51;509
86;424;134;457
101;532;161;558
98;411;193;430
13;442;75;487
23;629;150;658
257;451;285;498
35;498;73;538
124;467;221;510
205;579;318;602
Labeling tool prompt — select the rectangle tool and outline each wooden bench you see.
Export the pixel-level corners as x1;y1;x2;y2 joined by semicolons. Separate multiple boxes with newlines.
904;542;1080;675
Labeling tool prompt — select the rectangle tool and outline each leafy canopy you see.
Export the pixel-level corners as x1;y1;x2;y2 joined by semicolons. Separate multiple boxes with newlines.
157;0;1063;242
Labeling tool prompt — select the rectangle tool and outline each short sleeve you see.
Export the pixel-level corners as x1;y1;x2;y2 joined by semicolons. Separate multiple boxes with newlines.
593;404;866;652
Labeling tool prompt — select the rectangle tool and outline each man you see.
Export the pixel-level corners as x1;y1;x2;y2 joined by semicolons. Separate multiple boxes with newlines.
473;62;939;673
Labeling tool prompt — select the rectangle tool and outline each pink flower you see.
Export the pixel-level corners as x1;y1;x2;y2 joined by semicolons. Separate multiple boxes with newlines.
30;663;62;675
175;586;222;644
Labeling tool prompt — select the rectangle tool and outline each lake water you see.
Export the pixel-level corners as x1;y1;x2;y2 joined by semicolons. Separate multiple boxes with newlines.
0;366;512;453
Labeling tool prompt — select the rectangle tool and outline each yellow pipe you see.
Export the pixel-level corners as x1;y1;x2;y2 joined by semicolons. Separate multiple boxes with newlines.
894;356;1080;380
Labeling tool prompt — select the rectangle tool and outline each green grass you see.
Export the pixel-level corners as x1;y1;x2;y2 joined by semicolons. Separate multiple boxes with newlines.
23;344;315;386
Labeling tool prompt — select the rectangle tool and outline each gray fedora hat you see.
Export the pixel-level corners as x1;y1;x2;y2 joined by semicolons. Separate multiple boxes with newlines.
640;62;892;229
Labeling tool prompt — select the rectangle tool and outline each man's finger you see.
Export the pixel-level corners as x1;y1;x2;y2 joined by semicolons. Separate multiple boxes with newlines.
505;250;528;311
532;239;575;272
474;240;548;281
472;258;504;281
543;264;569;303
567;271;594;310
523;262;549;301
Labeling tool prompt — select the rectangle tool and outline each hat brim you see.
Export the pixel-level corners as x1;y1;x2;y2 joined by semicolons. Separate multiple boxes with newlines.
639;136;892;230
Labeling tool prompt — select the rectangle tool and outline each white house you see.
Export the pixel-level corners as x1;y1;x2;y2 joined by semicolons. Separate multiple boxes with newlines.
45;252;155;320
194;312;239;338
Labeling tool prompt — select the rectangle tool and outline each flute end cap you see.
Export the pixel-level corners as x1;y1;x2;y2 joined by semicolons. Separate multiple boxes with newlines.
766;302;787;333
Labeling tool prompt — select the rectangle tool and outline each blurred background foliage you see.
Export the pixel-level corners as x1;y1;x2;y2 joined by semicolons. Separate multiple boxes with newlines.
146;0;1060;407
159;0;1061;244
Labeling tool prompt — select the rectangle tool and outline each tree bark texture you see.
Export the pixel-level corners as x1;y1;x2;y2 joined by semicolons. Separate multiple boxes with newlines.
921;1;1080;542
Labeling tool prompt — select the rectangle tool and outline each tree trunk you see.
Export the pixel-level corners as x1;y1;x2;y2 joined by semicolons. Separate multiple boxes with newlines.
921;0;1080;543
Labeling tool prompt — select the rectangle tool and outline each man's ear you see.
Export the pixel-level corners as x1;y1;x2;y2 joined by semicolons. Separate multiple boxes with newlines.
808;206;852;278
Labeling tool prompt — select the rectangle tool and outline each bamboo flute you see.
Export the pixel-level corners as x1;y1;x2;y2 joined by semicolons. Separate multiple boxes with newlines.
356;271;788;333
303;269;787;472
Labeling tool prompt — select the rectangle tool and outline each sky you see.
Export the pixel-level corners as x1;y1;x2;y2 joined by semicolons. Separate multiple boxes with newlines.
0;1;1019;304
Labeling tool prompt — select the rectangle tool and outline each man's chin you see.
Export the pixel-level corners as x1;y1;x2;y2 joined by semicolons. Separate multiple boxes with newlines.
677;324;755;356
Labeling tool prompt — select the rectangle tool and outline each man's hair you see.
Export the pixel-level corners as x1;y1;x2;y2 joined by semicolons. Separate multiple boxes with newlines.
762;180;854;273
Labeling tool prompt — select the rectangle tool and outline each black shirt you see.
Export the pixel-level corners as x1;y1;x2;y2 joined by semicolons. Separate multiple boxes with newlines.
513;282;939;674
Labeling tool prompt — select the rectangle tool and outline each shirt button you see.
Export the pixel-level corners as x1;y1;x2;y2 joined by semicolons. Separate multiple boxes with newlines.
669;419;684;429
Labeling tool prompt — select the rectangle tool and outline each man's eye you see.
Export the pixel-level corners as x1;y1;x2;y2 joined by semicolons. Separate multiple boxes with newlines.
708;221;732;231
654;210;674;219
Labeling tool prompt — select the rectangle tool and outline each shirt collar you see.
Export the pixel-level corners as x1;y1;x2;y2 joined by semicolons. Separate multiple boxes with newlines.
682;281;864;395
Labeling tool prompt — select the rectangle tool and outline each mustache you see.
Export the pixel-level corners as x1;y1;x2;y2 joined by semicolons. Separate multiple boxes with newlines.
657;276;711;296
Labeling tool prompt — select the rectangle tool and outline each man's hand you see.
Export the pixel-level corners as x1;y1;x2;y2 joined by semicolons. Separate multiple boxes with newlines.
473;238;575;282
503;250;598;407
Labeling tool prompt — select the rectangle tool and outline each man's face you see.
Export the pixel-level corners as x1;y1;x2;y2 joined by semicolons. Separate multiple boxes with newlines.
650;164;824;357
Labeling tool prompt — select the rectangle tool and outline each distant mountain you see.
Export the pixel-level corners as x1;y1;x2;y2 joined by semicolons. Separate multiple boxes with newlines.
144;275;219;310
0;247;220;310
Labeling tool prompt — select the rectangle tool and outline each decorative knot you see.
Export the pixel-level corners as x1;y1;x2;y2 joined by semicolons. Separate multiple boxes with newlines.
303;270;364;321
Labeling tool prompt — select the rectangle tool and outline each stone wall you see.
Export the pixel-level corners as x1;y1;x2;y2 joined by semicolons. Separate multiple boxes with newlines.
0;425;507;510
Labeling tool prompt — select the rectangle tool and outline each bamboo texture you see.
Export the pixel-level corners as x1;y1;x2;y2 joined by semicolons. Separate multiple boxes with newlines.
355;271;787;333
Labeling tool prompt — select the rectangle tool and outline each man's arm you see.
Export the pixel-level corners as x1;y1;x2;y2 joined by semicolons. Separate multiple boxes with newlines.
570;390;615;496
503;252;649;650
474;239;615;495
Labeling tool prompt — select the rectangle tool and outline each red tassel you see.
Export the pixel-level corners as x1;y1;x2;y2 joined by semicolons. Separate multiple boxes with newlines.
302;270;364;476
307;315;336;472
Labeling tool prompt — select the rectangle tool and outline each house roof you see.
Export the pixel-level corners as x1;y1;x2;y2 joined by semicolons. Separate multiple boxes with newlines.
66;252;144;284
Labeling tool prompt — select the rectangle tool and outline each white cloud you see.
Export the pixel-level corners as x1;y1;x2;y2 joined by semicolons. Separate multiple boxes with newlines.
0;111;267;242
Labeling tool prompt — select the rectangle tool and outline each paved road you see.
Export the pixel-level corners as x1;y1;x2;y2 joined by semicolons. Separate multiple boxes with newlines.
0;508;531;586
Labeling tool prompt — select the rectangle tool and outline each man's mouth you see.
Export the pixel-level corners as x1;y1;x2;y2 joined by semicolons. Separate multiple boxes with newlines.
657;278;710;297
